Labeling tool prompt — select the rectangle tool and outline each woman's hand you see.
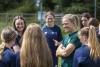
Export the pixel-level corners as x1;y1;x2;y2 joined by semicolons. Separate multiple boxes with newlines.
56;44;65;57
53;39;61;46
13;45;20;53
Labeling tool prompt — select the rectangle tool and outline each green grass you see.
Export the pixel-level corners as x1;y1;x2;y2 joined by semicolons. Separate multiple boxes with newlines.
0;21;7;31
0;21;7;43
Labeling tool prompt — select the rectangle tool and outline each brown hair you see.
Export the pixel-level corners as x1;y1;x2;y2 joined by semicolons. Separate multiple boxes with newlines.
13;16;26;34
20;23;53;67
88;18;99;28
0;27;17;60
1;27;17;43
45;11;55;18
81;12;91;20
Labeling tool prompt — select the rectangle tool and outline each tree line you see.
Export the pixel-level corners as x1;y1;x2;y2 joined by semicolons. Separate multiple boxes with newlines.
0;0;100;19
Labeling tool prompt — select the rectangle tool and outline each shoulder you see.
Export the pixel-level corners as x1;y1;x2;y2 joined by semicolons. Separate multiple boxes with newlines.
3;48;16;61
54;25;60;28
4;49;14;55
54;25;61;30
70;33;80;43
42;24;47;30
71;32;78;39
74;46;84;56
69;32;81;47
74;45;90;64
75;45;90;57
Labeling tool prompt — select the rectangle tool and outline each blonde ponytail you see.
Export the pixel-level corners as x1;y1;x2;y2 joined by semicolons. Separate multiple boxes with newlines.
0;42;5;60
88;26;100;60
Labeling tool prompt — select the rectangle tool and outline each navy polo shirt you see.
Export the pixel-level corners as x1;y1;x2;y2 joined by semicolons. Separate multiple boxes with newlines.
73;45;100;67
42;24;62;67
0;47;16;67
42;25;62;53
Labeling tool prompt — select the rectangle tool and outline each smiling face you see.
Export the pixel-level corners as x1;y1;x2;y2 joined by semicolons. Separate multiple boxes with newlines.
78;34;88;44
78;27;89;44
15;19;25;32
81;17;89;27
45;14;55;25
62;17;76;33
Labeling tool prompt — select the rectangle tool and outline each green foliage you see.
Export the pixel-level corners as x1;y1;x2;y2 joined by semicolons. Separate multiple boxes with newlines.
96;0;100;19
63;3;90;14
0;0;19;12
61;0;72;7
0;21;7;31
0;0;100;19
7;0;37;13
54;5;62;13
42;0;56;11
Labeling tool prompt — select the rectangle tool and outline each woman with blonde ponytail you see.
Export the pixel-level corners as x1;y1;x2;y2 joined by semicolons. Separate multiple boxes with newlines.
73;26;100;67
55;14;82;67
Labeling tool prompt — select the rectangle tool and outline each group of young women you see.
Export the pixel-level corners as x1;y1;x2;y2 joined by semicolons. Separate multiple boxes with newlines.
0;11;100;67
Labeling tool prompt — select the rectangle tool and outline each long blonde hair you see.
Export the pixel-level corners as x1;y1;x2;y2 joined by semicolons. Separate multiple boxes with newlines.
20;23;53;67
88;26;100;60
79;26;100;60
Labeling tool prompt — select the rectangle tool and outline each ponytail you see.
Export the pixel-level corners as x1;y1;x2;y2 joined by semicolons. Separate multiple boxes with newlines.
0;42;5;60
88;26;100;60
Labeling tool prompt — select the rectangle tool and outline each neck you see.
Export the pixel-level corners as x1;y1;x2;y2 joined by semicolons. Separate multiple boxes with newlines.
70;29;77;33
46;23;54;27
5;42;12;49
83;42;88;45
82;41;89;46
87;43;91;48
18;32;23;36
